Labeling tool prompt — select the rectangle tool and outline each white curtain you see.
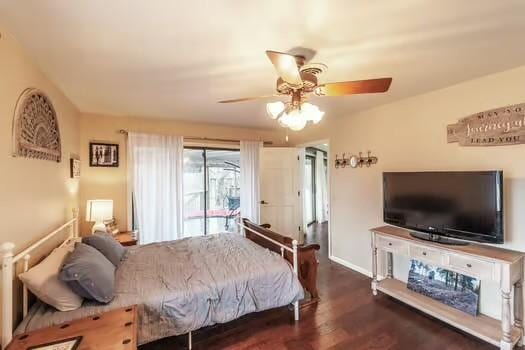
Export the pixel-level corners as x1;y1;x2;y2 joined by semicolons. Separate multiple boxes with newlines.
315;150;328;223
127;133;184;244
240;141;261;223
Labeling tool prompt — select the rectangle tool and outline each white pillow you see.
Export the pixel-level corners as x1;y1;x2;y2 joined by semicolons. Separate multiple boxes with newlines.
19;244;83;311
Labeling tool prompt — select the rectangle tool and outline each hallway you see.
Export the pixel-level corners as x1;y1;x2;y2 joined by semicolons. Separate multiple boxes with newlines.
305;221;329;260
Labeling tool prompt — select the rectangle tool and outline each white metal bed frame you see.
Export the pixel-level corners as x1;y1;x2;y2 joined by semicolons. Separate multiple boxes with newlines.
1;209;79;349
0;214;300;350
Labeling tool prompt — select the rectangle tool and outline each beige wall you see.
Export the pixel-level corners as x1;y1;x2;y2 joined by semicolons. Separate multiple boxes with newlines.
290;65;525;319
0;27;80;252
4;17;525;322
78;113;287;234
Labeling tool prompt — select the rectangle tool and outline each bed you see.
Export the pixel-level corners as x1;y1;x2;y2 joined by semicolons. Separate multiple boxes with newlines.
1;211;315;349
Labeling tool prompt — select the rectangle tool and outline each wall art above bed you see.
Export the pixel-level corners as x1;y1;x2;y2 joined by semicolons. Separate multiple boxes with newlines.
89;142;119;167
447;102;525;146
12;88;61;162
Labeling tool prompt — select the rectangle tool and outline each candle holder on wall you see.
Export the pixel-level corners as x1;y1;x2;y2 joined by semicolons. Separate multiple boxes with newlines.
358;151;378;168
334;153;349;168
335;151;378;169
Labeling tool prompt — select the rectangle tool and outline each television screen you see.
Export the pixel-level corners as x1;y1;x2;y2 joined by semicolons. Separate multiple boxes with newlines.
383;171;503;243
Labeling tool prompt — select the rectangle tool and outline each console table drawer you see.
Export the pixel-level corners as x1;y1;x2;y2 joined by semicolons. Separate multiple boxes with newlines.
410;245;442;265
447;254;495;280
376;236;408;255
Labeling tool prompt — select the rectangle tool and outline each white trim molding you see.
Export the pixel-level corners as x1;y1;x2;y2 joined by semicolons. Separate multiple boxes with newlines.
329;255;372;277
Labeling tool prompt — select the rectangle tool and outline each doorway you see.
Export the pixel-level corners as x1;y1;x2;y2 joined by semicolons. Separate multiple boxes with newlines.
301;142;330;258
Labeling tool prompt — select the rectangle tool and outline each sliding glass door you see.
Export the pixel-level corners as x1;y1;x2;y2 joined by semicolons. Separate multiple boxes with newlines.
183;149;206;236
183;148;240;236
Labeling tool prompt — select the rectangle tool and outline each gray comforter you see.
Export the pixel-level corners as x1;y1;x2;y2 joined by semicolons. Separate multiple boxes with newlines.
16;233;304;345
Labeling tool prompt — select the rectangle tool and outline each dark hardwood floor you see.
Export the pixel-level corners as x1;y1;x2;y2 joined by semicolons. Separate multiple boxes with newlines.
140;223;498;350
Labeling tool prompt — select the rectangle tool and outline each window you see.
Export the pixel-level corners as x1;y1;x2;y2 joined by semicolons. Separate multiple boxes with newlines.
183;148;240;236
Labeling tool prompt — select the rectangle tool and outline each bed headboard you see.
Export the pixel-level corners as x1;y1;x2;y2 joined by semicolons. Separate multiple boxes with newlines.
1;209;79;349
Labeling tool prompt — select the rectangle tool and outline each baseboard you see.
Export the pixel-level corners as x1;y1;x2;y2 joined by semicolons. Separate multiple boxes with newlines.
329;255;373;277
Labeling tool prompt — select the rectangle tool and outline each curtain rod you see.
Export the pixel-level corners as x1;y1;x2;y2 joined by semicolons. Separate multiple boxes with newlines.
118;129;273;145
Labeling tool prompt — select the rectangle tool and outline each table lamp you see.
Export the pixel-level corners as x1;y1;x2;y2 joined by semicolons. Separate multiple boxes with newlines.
86;199;114;234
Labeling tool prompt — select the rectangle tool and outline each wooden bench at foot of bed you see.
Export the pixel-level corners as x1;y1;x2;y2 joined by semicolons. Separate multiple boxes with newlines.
241;219;320;305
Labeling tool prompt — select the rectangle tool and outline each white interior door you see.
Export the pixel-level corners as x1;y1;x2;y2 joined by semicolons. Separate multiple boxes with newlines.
260;147;303;242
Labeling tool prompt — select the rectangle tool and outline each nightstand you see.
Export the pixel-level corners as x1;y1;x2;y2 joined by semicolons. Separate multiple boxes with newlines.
114;231;138;246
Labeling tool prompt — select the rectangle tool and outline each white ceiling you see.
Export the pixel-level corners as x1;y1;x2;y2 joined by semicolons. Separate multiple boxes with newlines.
1;0;525;129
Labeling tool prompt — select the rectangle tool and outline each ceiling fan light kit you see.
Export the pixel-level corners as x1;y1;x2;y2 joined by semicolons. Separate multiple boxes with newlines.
218;49;392;131
266;100;325;131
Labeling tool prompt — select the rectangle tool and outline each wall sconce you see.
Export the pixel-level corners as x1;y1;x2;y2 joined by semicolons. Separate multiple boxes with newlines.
334;153;349;168
335;151;378;169
359;151;378;168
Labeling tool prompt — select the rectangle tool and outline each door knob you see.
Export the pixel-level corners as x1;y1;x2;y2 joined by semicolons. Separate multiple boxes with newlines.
260;200;268;205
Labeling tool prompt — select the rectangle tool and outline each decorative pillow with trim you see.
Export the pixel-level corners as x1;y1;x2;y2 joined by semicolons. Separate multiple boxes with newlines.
83;232;126;267
60;243;115;303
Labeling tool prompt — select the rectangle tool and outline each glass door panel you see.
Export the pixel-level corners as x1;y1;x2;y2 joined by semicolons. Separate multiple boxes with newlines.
304;156;315;224
183;149;205;236
205;150;240;234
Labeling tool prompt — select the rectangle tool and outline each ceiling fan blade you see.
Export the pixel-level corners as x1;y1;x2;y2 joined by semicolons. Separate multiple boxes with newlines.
218;96;273;103
315;78;392;96
265;50;303;88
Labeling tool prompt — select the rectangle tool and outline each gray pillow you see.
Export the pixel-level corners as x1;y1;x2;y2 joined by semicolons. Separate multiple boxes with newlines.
82;232;126;267
60;243;115;303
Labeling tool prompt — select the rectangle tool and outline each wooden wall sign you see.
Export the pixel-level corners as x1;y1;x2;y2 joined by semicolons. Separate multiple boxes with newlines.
447;103;525;146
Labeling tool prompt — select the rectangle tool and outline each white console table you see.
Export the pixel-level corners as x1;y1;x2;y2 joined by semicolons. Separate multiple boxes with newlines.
370;225;524;350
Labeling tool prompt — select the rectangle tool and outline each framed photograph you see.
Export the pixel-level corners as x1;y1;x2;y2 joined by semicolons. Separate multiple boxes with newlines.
89;142;119;167
70;158;80;178
27;336;82;350
407;259;480;316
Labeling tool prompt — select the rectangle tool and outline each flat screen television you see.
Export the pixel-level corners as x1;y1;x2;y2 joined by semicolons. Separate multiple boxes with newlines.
383;171;503;244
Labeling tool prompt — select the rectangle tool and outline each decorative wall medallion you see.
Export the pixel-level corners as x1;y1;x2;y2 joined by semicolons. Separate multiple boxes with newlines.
447;103;525;146
12;88;61;161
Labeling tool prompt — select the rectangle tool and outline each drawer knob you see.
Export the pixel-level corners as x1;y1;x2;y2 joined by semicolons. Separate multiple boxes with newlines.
466;263;472;268
422;252;427;256
388;242;392;246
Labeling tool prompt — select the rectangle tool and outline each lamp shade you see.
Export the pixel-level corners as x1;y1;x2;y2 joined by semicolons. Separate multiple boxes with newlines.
86;200;113;222
266;101;285;119
279;109;307;131
301;102;325;124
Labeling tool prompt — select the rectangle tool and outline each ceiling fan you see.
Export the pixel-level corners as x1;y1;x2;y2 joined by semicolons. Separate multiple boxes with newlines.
218;50;392;131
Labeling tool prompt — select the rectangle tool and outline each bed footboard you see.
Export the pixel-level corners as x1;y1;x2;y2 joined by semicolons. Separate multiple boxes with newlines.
241;219;320;303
